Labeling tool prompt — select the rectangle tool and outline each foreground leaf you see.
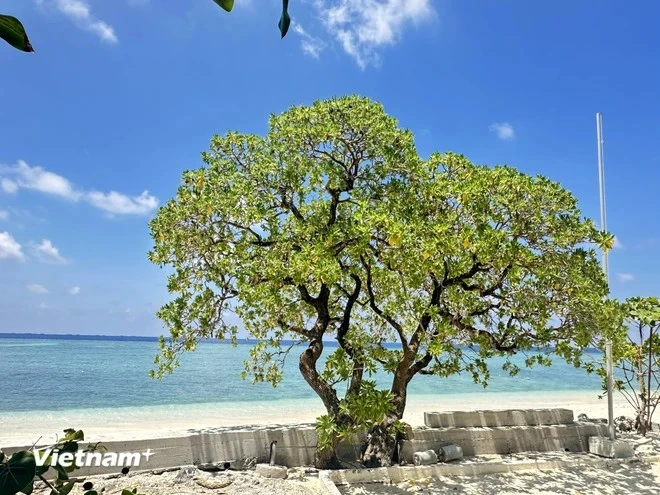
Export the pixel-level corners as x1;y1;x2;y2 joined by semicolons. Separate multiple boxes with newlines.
0;15;34;52
213;0;234;12
0;450;36;495
278;0;291;38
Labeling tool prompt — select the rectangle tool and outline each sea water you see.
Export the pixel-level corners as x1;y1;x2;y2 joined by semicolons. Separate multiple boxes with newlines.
0;335;603;414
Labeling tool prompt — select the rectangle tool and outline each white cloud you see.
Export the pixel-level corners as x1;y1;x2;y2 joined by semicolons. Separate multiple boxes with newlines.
489;122;515;141
1;179;18;193
616;273;635;283
293;23;327;59
0;161;79;200
0;210;8;220
37;0;118;44
28;284;49;294
39;302;49;309
306;0;434;69
86;190;159;215
0;232;25;261
32;239;69;264
0;161;158;216
68;286;81;295
613;236;623;249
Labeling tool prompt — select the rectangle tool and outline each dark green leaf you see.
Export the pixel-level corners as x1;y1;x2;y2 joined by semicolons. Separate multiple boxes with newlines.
212;0;234;12
278;0;291;38
20;480;34;495
59;481;76;495
53;464;69;481
85;491;99;495
0;15;34;52
0;450;36;495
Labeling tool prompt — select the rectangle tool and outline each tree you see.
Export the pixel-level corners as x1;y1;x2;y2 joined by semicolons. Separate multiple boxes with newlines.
1;1;291;53
149;95;614;468
602;297;660;435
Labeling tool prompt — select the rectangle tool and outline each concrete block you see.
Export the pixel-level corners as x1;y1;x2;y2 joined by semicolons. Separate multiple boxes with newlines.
588;436;635;458
401;423;607;462
424;408;574;428
412;450;438;465
255;463;288;479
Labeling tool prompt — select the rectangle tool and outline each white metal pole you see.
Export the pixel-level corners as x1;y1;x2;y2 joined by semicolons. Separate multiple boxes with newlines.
596;112;616;441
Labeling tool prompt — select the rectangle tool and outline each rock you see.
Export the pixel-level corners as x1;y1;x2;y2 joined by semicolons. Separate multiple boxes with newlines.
255;463;288;479
577;413;607;424
196;460;233;472
173;466;198;484
400;423;415;440
240;456;258;470
615;416;635;432
194;474;233;490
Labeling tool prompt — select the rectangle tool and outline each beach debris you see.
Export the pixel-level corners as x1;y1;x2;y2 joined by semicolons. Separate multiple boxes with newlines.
255;463;288;479
173;466;198;484
577;413;607;424
197;460;233;472
438;444;463;462
241;456;258;469
614;416;635;432
412;449;438;466
194;473;233;489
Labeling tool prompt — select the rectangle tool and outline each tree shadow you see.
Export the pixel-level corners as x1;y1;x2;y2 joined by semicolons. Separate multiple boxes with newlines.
340;462;660;494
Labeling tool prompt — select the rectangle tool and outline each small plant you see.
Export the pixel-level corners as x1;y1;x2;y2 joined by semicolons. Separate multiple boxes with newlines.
591;297;660;435
315;381;397;467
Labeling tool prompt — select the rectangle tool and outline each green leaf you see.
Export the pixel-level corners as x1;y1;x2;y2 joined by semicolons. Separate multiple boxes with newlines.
20;480;34;495
85;491;99;495
122;490;135;495
59;481;76;495
53;463;69;481
278;0;291;38
0;450;36;495
212;0;234;12
62;429;84;442
0;15;34;52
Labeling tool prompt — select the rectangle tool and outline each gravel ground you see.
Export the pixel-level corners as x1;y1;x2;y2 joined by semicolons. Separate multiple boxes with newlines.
31;466;324;495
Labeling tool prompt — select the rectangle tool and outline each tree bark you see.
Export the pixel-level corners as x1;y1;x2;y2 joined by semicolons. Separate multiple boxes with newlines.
360;356;412;467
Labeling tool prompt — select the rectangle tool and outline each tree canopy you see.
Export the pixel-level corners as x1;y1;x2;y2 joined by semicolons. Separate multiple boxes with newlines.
149;95;615;467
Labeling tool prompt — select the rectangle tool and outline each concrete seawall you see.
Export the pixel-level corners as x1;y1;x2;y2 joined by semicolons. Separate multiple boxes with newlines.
1;409;607;477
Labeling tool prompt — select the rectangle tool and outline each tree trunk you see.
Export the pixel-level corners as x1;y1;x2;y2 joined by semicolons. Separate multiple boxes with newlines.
298;338;344;469
315;444;342;470
360;362;410;467
361;421;400;468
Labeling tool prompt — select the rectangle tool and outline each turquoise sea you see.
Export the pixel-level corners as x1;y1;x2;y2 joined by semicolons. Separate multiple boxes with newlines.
0;334;604;414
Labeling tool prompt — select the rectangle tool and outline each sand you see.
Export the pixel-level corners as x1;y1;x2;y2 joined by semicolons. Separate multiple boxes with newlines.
0;389;634;446
338;461;660;495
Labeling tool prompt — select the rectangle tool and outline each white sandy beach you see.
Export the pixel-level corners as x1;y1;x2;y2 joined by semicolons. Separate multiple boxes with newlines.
0;389;633;447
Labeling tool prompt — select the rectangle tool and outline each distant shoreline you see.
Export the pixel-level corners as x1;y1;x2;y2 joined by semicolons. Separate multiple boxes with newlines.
0;332;603;353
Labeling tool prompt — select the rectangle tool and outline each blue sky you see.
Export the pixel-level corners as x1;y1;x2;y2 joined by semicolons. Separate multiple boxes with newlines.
1;0;659;336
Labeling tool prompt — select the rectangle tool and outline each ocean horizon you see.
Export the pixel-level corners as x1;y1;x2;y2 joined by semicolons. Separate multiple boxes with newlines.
0;333;605;416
